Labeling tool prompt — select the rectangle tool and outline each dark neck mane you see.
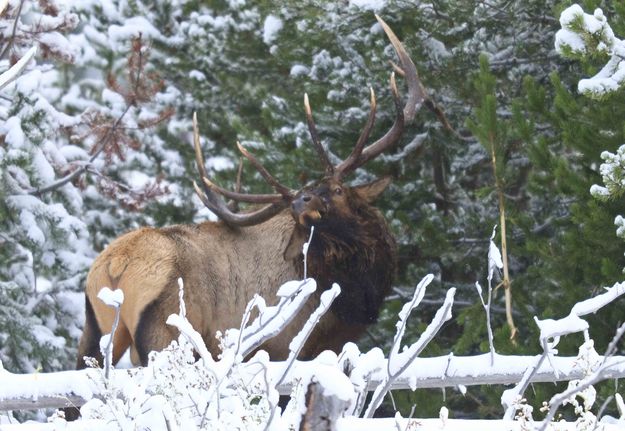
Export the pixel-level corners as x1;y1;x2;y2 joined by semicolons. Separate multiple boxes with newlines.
305;208;396;325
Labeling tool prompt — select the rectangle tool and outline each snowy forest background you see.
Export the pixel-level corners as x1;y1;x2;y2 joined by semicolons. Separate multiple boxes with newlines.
3;0;625;427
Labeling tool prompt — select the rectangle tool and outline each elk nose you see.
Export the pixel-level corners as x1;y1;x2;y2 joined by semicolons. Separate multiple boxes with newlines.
291;193;312;211
291;193;324;226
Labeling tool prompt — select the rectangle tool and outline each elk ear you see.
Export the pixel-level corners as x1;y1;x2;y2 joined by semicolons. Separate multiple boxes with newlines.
353;176;392;203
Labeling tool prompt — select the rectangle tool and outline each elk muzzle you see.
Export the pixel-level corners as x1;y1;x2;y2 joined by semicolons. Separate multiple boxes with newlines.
291;193;326;227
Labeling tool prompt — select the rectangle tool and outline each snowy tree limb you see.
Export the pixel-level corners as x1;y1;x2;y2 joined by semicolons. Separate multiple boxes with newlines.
28;103;132;195
4;353;625;411
0;45;36;91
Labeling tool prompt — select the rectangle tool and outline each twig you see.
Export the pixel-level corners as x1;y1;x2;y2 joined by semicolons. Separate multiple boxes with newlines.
364;275;455;418
96;287;124;381
274;284;341;388
0;45;36;91
303;226;315;279
502;338;550;419
489;139;517;342
0;0;24;61
475;280;496;366
234;228;317;357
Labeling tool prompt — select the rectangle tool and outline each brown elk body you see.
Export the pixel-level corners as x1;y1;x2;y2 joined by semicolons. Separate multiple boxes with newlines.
75;16;425;370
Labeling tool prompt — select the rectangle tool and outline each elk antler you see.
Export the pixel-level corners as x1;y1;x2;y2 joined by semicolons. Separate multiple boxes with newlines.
332;15;424;178
304;93;334;176
334;87;377;176
193;17;422;226
192;112;292;227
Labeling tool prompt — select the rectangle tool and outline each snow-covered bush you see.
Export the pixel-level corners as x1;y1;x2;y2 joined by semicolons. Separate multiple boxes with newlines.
56;270;455;430
2;236;613;429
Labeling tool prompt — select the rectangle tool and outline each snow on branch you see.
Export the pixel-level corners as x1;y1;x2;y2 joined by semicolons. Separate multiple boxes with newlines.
538;323;625;431
534;281;625;343
95;287;124;380
555;5;622;99
364;274;456;418
4;352;625;411
0;46;37;91
223;278;318;360
2;273;625;428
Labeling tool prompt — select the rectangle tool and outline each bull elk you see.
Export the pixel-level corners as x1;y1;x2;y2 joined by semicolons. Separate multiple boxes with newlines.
75;16;424;371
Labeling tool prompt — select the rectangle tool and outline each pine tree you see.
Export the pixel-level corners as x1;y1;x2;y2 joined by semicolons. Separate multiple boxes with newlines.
0;0;89;372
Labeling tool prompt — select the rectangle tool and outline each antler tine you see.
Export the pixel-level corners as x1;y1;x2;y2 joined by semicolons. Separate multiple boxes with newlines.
304;93;334;176
236;142;294;198
375;15;425;121
193;181;287;227
226;157;244;212
334;87;377;177
336;16;425;175
193;112;209;181
203;177;283;204
193;112;289;227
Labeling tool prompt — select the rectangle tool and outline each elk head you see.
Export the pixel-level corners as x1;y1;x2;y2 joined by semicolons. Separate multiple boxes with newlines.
192;16;425;233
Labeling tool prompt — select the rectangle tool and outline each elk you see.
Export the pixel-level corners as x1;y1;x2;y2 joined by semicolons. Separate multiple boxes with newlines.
75;16;424;371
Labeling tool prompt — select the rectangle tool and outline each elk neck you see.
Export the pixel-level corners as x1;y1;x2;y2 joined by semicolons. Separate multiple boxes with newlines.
303;206;397;325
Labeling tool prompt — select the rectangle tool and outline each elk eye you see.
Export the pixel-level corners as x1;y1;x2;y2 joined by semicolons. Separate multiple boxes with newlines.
334;187;342;195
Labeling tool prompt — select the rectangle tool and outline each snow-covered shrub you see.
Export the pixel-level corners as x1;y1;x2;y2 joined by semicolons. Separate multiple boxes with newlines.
34;240;621;430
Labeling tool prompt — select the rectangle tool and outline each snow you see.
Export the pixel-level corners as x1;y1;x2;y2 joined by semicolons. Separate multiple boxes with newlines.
276;278;315;297
15;69;43;95
488;226;503;279
289;64;309;77
188;70;206;81
107;17;162;47
349;0;387;12
556;5;625;99
20;210;45;246
262;15;283;45
535;282;625;342
205;155;235;172
2;117;26;149
0;45;37;91
96;287;124;307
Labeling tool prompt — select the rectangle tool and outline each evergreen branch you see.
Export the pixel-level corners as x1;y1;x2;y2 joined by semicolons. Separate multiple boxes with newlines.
27;103;132;196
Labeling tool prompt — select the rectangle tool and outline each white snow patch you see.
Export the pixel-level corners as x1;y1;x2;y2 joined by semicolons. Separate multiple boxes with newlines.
97;287;124;307
349;0;387;11
290;64;310;77
263;15;283;45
